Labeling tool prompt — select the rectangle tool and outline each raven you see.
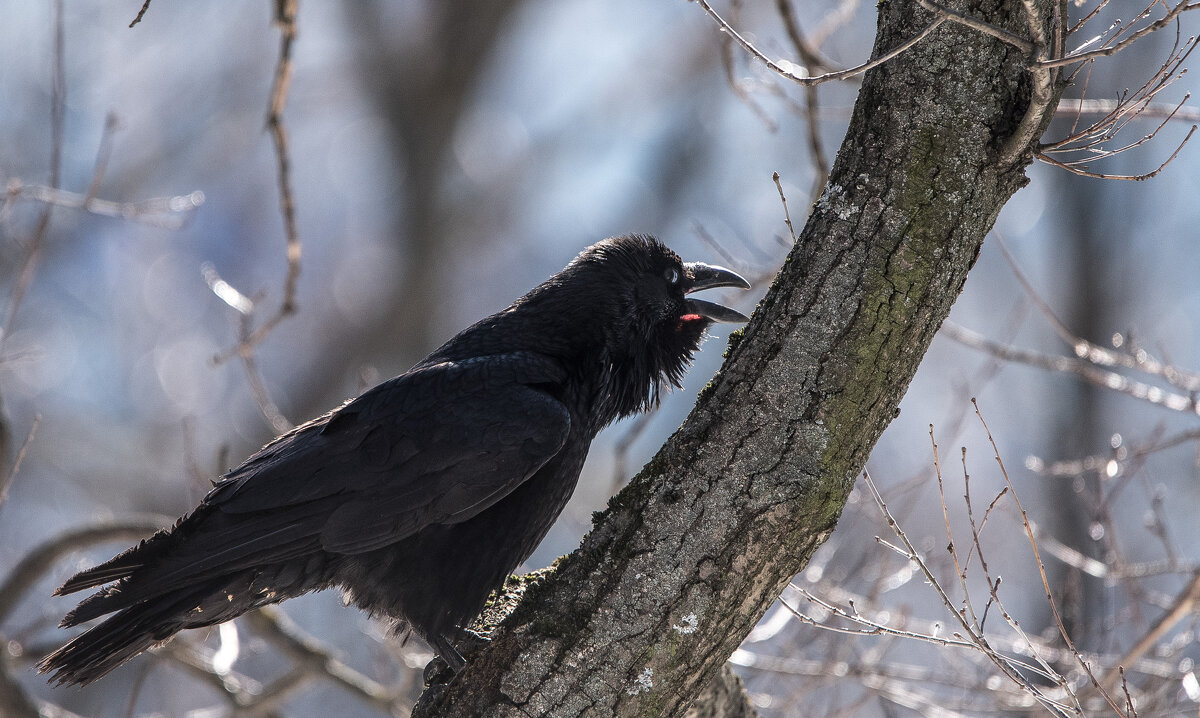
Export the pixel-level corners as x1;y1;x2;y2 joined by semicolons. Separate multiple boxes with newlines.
40;234;749;686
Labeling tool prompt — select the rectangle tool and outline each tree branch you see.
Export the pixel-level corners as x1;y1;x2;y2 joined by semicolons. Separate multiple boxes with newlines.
412;0;1063;714
694;0;948;87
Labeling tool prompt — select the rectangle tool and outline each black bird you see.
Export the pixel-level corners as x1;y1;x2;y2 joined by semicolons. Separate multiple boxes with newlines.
40;234;749;686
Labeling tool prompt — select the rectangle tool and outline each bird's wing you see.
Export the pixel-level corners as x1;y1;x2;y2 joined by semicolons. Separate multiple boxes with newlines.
206;353;572;555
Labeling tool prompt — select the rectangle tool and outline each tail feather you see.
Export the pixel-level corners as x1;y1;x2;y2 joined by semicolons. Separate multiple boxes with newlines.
54;562;142;597
39;588;202;686
43;557;333;685
56;506;323;625
54;530;170;596
60;585;123;628
45;504;336;685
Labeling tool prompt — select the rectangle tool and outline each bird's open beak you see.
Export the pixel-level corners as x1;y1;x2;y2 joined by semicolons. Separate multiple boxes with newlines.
683;262;751;324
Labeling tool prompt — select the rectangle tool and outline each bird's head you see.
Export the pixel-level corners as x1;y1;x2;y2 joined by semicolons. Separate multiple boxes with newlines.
562;234;751;417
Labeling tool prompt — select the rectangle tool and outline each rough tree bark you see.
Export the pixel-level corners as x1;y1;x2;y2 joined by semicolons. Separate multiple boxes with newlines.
414;0;1064;714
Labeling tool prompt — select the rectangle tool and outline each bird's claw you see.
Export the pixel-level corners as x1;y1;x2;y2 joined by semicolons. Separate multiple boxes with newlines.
424;634;466;685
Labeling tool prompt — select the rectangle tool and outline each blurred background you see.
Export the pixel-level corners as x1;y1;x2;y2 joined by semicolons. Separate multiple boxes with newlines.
2;1;1199;716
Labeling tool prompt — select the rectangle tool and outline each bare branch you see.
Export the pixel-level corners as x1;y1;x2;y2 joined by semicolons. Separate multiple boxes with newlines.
715;4;780;134
210;0;303;368
693;0;947;87
994;233;1200;393
783;589;977;650
973;399;1128;717
202;263;293;432
1102;573;1200;694
1067;0;1115;36
773;0;833;188
267;0;302;318
236;326;294;434
1036;124;1196;179
84;113;119;204
942;322;1200;414
0;180;204;228
157;638;277;713
1056;97;1200;123
915;0;1034;52
772;172;798;243
860;470;1077;714
929;427;981;629
128;0;153;28
1044;27;1198;154
1;0;66;357
1039;0;1200;68
808;0;861;51
1027;426;1200;481
0;415;39;511
1000;0;1060;164
773;0;838;72
0;659;46;718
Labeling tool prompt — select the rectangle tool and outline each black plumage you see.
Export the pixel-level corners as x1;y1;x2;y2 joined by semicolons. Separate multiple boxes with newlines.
40;234;749;686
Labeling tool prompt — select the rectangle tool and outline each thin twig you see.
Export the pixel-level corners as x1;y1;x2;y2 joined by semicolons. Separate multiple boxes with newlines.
1036;124;1196;179
915;0;1034;52
1045;32;1198;152
694;0;947;87
860;471;1073;713
1067;0;1114;36
199;4;303;431
715;4;780;133
237;317;294;434
128;0;153;28
121;661;155;718
928;426;980;629
942;322;1200;414
1100;572;1200;692
202;264;293;433
1038;0;1200;68
994;232;1200;392
0;415;40;511
783;593;976;649
774;0;838;72
972;399;1128;717
1028;427;1200;481
157;639;270;711
772;172;798;243
0;662;62;718
211;0;303;367
1;180;204;228
84;113;120;204
1;0;66;356
268;0;301;318
773;0;832;188
809;0;861;50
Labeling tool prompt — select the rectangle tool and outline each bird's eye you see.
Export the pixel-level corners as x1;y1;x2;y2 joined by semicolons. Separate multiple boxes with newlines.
664;267;679;285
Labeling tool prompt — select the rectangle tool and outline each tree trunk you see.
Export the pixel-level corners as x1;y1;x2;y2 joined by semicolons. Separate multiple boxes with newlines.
414;0;1064;714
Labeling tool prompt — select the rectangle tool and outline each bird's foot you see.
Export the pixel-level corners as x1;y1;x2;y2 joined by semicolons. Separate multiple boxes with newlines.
422;657;453;686
423;634;466;685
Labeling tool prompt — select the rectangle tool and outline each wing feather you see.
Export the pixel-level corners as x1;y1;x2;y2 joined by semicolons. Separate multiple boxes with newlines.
207;353;571;554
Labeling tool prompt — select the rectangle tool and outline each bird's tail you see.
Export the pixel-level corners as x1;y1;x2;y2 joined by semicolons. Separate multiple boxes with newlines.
42;507;331;685
42;558;329;685
39;585;211;686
